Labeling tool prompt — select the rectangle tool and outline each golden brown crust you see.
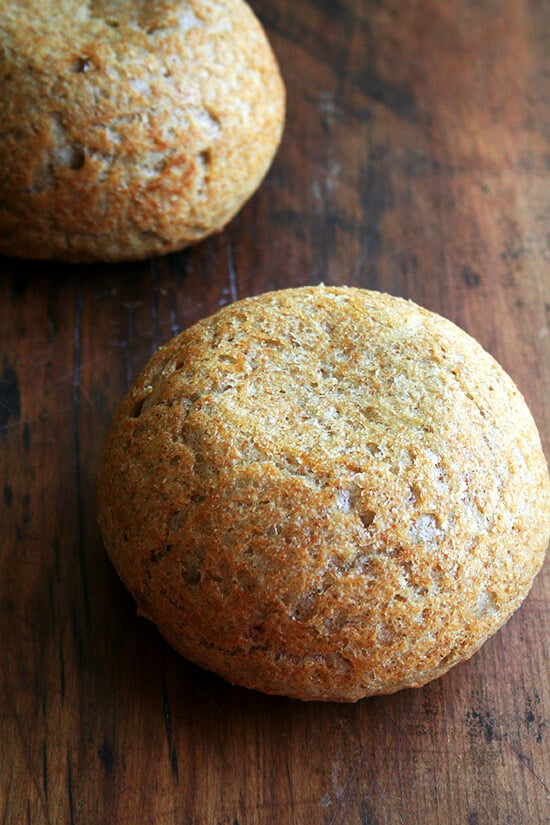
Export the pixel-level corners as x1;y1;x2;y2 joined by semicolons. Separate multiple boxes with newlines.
0;0;285;262
97;286;550;700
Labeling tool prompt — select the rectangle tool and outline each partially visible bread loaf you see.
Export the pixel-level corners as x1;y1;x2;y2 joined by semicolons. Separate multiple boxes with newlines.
0;0;284;262
97;286;550;701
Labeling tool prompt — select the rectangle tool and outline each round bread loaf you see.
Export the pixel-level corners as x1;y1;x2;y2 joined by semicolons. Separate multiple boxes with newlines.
0;0;284;262
97;286;550;701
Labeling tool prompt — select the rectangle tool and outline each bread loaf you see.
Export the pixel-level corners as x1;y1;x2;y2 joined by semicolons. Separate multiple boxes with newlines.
97;286;550;700
0;0;285;261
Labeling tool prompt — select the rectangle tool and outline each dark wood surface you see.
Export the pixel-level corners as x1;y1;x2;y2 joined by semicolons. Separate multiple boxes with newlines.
1;1;549;822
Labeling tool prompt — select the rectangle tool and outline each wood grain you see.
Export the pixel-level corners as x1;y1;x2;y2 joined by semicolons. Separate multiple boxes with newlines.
1;1;549;822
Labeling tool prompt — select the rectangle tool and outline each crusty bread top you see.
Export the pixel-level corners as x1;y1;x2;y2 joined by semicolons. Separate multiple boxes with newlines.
97;286;550;700
0;0;285;261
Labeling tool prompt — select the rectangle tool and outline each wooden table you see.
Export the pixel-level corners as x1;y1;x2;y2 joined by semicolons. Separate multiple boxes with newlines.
2;0;549;822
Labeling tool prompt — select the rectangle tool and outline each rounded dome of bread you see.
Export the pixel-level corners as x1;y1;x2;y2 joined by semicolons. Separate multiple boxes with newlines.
0;0;285;261
97;287;550;700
